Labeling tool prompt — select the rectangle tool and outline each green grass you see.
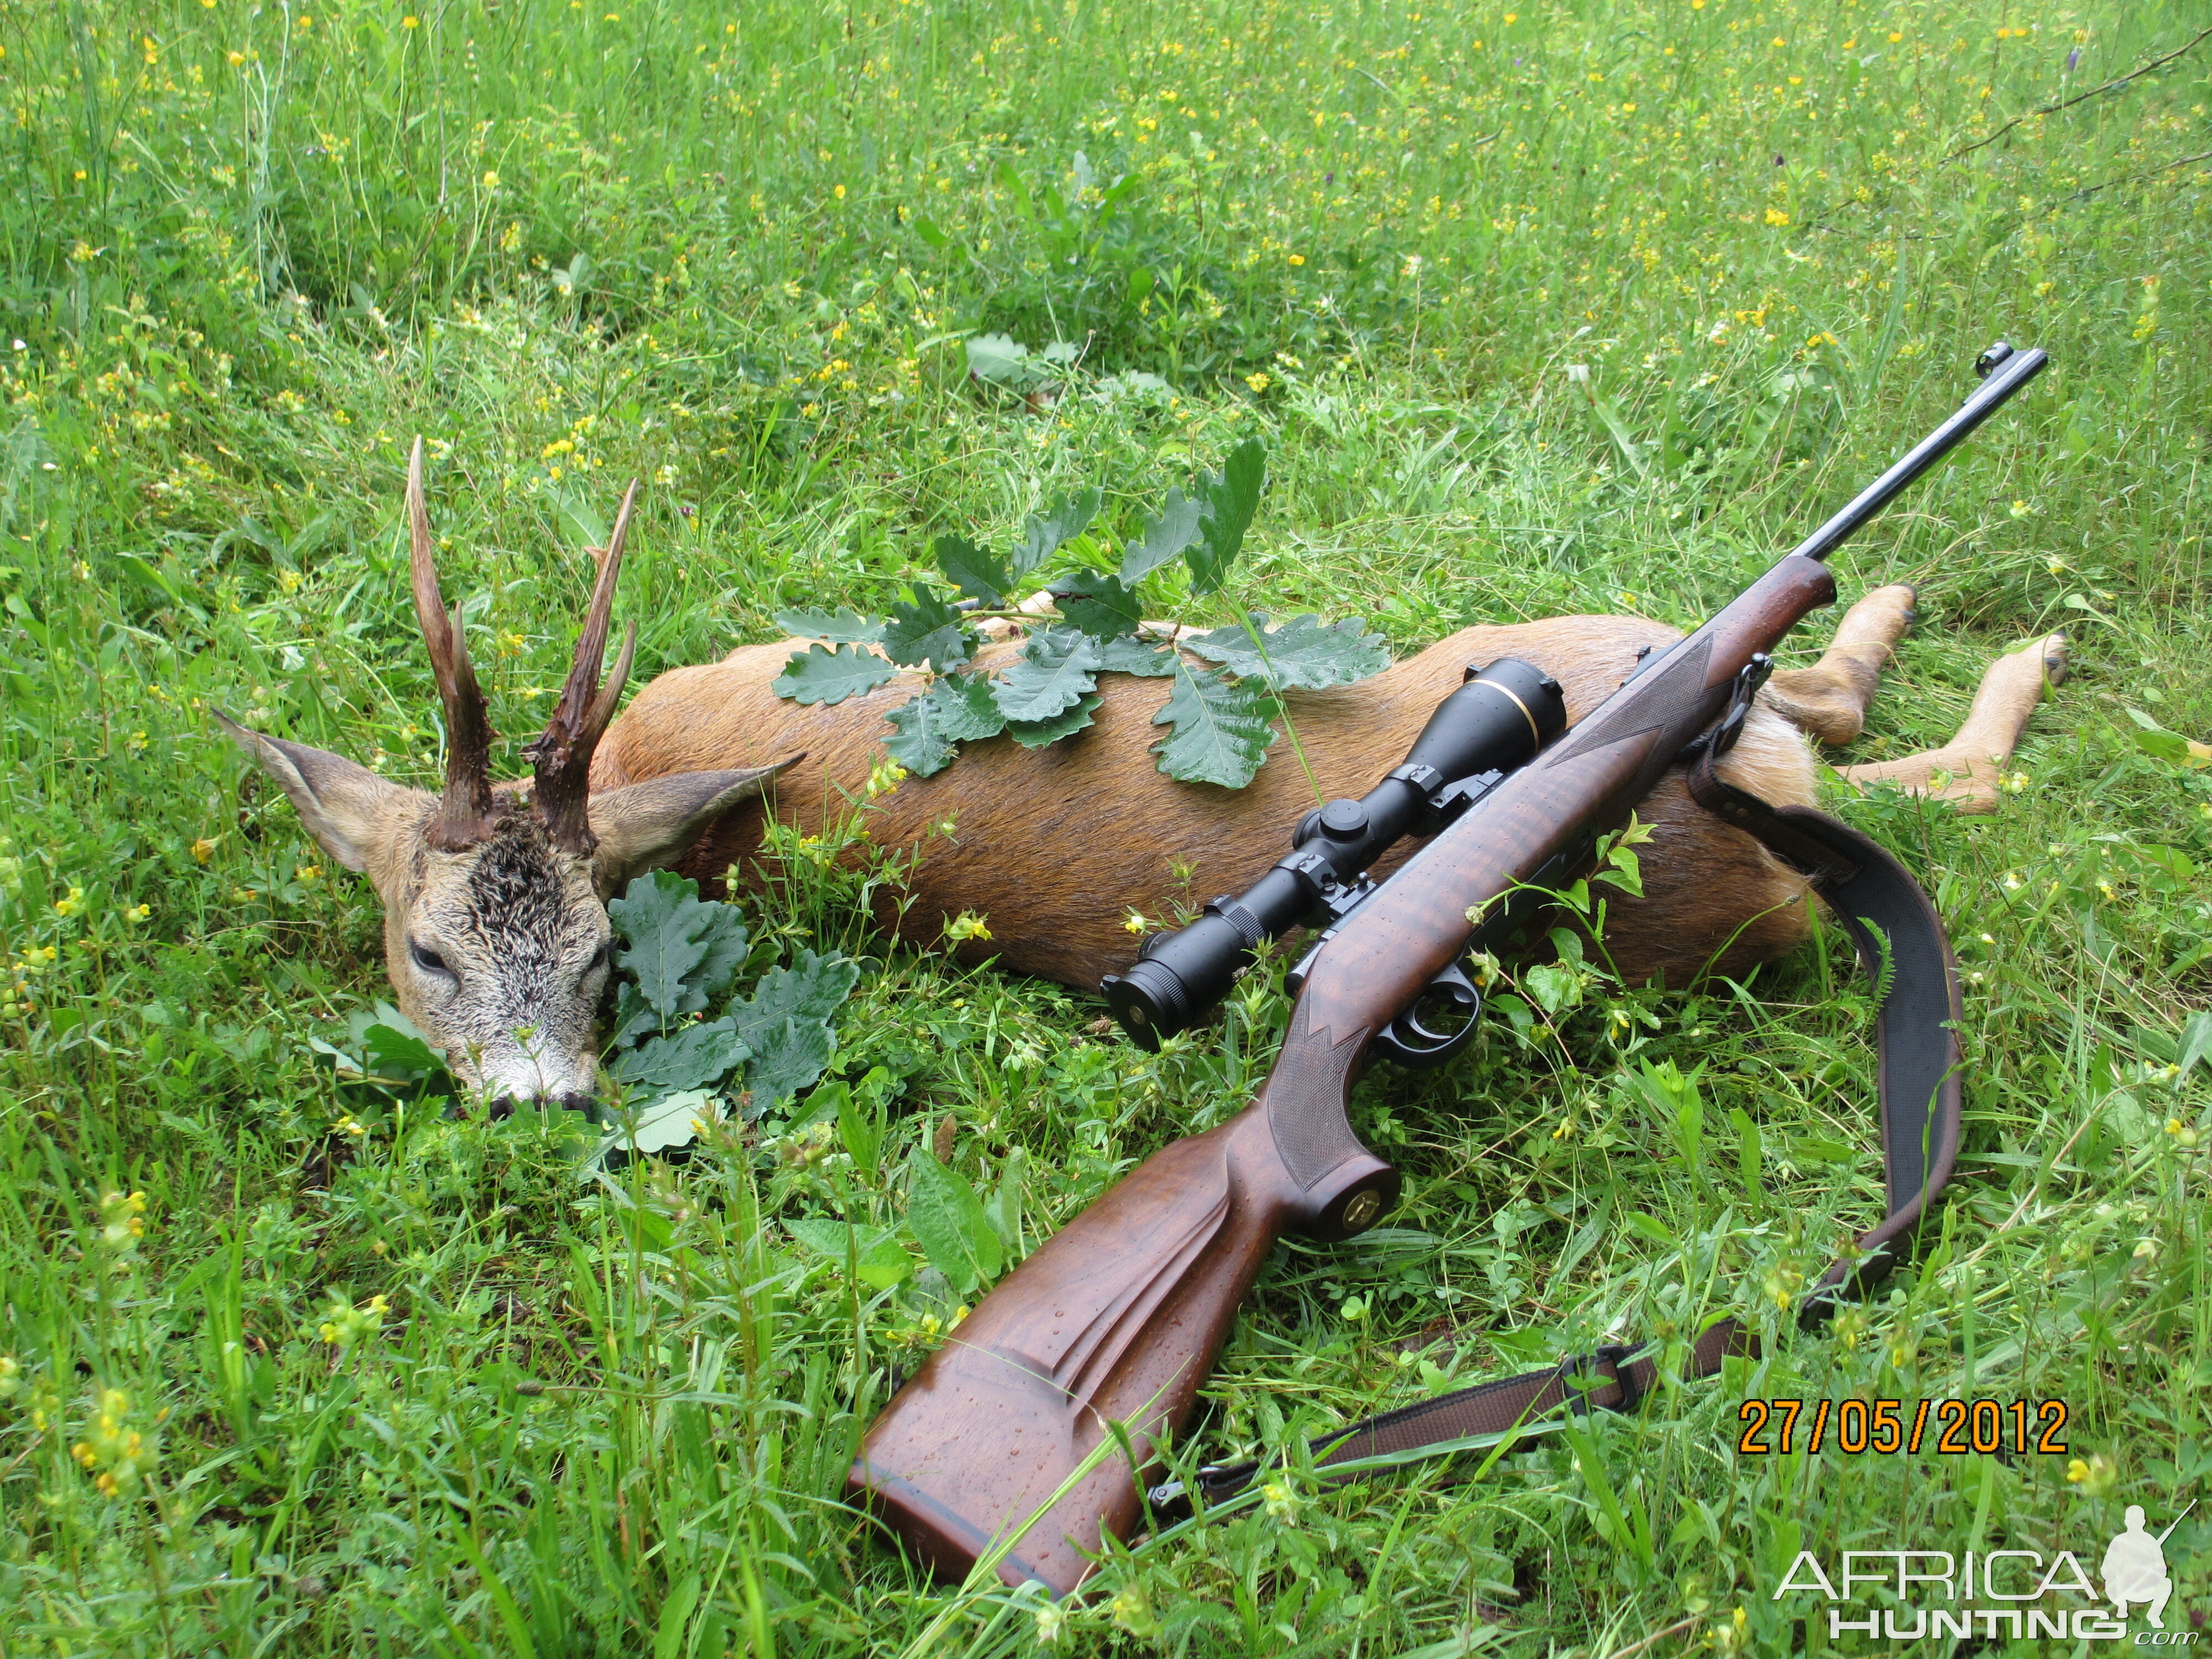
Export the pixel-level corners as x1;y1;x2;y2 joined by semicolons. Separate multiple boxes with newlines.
2;0;2209;1651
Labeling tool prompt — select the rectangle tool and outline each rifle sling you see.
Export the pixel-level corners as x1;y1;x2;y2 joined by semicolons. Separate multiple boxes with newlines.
1152;756;1964;1519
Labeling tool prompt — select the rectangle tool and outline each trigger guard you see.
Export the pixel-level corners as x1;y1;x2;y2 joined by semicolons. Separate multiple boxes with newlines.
1373;962;1483;1071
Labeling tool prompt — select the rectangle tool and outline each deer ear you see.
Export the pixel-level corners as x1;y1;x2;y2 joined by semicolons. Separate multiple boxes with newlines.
213;710;415;874
587;758;800;891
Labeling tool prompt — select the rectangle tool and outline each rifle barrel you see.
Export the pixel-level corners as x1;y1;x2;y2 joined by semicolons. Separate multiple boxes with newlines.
1783;345;2047;567
2154;1499;2197;1545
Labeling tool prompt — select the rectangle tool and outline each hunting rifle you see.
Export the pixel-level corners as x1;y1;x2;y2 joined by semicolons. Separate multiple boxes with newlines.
850;345;2046;1594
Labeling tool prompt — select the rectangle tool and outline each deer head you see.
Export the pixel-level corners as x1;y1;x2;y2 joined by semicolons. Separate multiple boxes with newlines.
218;439;790;1110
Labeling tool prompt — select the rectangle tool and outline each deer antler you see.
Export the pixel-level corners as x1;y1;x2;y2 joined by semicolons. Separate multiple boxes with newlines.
407;436;499;849
526;480;639;857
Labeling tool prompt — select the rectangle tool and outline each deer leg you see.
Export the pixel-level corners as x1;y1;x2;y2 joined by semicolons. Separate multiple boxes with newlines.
1833;633;2068;813
1760;583;1920;745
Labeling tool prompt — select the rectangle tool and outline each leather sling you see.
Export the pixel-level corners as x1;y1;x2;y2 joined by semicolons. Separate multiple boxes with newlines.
1150;753;1965;1518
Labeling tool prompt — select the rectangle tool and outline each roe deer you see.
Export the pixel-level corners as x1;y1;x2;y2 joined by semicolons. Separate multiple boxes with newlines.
597;591;2065;995
216;442;789;1108
225;455;2066;1098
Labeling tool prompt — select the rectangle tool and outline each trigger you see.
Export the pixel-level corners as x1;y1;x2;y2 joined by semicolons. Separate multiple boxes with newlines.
1373;959;1484;1070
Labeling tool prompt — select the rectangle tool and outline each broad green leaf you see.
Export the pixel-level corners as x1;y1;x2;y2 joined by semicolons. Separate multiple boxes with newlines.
905;1148;1004;1293
609;872;708;1020
883;587;973;671
732;950;862;1108
983;1145;1026;1248
838;1084;885;1178
992;627;1102;723
1095;635;1178;677
931;671;1011;740
1183;612;1390;690
2177;1011;2212;1080
656;1577;701;1659
1150;661;1278;787
993;160;1036;220
1598;847;1644;898
691;909;752;1006
2126;711;2212;766
360;1019;445;1084
608;872;750;1024
1049;571;1144;639
884;673;1010;776
607;1017;749;1091
733;950;862;1037
608;980;659;1049
933;534;1011;607
313;1006;448;1093
745;1018;836;1112
1185;436;1267;595
1522;962;1584;1015
596;1089;721;1160
1007;691;1102;749
773;642;897;706
773;606;884;645
2135;726;2189;762
966;332;1035;388
883;691;958;778
786;1222;912;1289
784;1219;846;1254
1118;487;1203;583
855;1234;916;1288
1011;487;1102;579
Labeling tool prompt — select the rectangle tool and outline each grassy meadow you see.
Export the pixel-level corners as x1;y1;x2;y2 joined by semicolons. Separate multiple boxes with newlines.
2;0;2210;1651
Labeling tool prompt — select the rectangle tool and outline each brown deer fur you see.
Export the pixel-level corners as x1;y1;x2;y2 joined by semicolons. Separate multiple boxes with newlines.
590;587;2067;994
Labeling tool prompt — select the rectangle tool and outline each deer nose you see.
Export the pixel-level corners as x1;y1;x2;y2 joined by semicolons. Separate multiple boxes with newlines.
485;1091;598;1120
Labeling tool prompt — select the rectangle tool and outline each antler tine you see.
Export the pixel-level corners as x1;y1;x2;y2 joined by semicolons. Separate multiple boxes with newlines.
528;479;641;855
406;436;498;848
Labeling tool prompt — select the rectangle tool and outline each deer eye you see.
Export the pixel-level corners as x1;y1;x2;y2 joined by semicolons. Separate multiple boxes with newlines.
409;940;452;978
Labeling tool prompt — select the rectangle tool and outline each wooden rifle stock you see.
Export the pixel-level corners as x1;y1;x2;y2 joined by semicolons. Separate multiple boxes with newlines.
849;558;1839;1594
847;1091;1396;1593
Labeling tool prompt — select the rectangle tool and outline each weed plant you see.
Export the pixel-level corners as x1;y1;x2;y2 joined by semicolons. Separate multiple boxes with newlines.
0;0;2208;1652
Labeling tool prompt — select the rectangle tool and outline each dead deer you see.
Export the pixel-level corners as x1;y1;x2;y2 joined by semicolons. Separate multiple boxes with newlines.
599;583;2065;995
225;458;2065;1094
216;442;787;1109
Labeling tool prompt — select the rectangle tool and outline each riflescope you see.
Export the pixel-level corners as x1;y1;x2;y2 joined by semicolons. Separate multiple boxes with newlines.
1102;656;1567;1050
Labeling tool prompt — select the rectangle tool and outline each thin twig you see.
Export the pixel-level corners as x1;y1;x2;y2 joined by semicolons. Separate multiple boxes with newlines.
1950;25;2212;158
1606;1615;1702;1659
2058;147;2212;204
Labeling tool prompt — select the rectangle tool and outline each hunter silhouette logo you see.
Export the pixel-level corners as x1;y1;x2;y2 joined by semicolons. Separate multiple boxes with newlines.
1772;1500;2198;1644
2105;1504;2191;1630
